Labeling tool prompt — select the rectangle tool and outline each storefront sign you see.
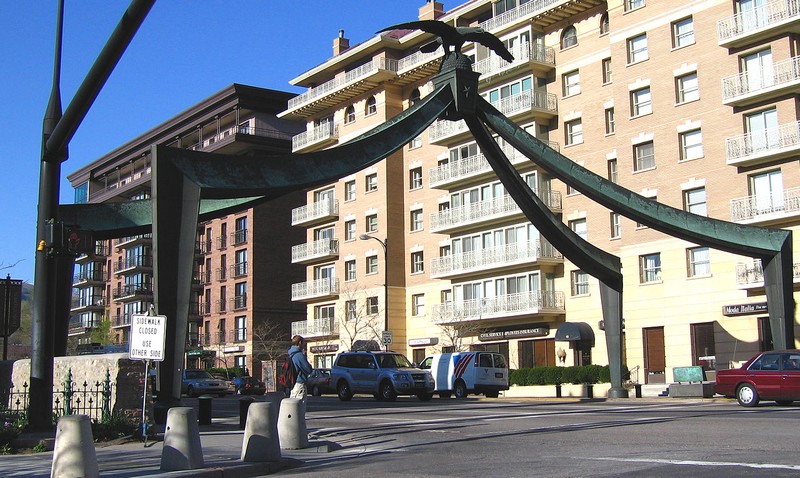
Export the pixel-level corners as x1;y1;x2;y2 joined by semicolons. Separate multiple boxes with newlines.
310;344;339;354
722;302;768;316
408;337;439;347
479;327;549;342
222;345;244;353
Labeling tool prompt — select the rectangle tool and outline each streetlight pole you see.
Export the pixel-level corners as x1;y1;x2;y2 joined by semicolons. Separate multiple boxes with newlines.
359;234;388;350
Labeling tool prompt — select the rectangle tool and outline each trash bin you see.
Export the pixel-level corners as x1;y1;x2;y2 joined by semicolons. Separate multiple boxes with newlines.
198;395;212;425
239;396;255;430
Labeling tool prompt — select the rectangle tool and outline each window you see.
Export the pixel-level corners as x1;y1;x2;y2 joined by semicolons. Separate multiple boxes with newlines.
691;322;715;371
571;270;589;296
234;216;248;245
410;209;423;232
366;96;377;116
344;180;356;201
366;255;378;274
750;169;783;214
672;17;694;48
676;72;699;103
234;249;247;277
746;108;779;152
741;49;773;92
569;218;587;240
315;304;335;321
411;251;424;274
640;253;662;283
563;70;580;96
409;135;422;149
627;34;648;64
410;167;422;189
409;88;421;106
604;108;615;135
367;296;379;315
345;220;356;241
412;294;425;316
680;129;704;161
607;158;618;183
487;76;533;106
366;214;378;232
345;300;357;321
345;260;356;281
634;141;655;172
234;281;247;309
366;173;378;192
235;315;246;342
631;87;652;116
684;187;707;216
625;0;645;11
565;119;583;146
687;247;710;277
601;58;612;84
610;212;622;238
561;26;577;49
600;12;610;34
345;105;356;124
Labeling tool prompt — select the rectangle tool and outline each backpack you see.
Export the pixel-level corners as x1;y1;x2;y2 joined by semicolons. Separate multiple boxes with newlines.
278;351;299;396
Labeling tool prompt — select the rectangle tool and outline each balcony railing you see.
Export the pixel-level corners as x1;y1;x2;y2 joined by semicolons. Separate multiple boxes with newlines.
428;118;469;143
430;195;528;232
232;261;248;278
216;267;227;281
232;294;247;310
70;296;106;311
291;199;339;226
115;234;152;248
234;327;247;343
717;0;800;46
432;290;565;324
217;235;227;250
113;255;153;273
111;314;132;328
725;121;800;166
291;316;338;338
473;42;555;79
490;90;558;118
232;228;248;245
735;258;800;286
721;55;800;104
112;284;153;300
397;49;442;74
430;240;562;278
292;123;339;152
216;299;227;313
479;0;583;32
291;239;339;263
73;269;107;285
429;144;560;189
729;186;800;222
291;278;340;301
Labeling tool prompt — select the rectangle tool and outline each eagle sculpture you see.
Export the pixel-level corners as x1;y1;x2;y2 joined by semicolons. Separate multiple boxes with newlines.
378;20;514;63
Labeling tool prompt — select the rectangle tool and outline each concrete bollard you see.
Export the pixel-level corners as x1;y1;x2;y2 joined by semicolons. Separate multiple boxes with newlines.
51;415;99;478
277;397;308;449
160;407;204;471
241;402;281;462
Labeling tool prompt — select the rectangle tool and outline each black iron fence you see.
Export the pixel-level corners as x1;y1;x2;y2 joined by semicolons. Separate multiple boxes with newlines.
1;369;113;424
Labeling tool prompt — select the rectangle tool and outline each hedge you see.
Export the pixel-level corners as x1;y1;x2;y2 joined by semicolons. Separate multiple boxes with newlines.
509;364;628;385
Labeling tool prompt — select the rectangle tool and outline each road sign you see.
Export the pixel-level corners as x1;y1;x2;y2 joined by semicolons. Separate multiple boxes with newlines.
129;314;167;361
382;330;393;345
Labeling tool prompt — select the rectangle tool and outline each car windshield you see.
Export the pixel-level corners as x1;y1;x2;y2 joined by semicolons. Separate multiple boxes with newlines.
185;370;212;380
377;354;412;368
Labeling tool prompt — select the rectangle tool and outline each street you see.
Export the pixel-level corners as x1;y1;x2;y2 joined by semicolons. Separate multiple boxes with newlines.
199;395;800;477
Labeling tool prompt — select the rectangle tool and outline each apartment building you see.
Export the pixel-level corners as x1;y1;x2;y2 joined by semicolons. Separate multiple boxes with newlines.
66;84;307;377
281;0;800;384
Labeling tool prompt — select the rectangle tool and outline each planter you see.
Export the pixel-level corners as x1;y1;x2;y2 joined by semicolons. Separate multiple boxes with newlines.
503;383;611;398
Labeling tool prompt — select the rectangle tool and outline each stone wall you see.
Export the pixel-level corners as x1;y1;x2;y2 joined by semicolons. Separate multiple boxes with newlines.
10;353;145;418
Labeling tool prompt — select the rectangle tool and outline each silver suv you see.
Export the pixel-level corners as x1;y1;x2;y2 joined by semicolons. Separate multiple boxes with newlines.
331;351;435;401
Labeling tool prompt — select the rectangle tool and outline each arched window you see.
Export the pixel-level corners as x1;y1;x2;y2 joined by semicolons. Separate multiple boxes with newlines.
365;96;377;116
345;105;356;124
600;12;609;35
561;26;577;49
409;88;421;107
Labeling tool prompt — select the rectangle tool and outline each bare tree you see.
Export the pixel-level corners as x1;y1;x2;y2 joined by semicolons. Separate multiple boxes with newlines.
436;315;484;353
338;285;383;351
0;259;23;272
250;319;288;362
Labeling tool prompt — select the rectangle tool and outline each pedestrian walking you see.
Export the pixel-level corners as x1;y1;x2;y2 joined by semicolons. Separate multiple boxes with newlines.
288;335;313;399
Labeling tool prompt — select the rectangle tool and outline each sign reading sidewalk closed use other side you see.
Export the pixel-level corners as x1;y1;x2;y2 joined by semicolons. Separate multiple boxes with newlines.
129;314;167;361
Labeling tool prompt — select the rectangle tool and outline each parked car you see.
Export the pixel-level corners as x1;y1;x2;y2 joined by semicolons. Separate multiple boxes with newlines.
419;352;508;398
306;368;334;396
232;376;266;395
330;351;435;402
181;369;229;397
714;349;800;406
210;374;236;395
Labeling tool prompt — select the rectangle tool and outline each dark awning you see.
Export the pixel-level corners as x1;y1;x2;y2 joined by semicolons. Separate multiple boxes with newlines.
555;322;595;345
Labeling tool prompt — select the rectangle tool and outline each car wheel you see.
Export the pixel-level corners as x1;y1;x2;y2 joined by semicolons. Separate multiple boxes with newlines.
187;385;195;398
417;392;433;401
776;400;793;406
439;392;451;399
337;381;353;401
380;381;397;402
311;385;321;397
454;380;468;399
736;383;759;407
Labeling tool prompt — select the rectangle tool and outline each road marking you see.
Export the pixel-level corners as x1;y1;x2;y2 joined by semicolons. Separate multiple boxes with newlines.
595;456;800;471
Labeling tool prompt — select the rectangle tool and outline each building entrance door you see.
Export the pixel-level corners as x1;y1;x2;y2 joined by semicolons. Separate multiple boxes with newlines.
644;327;666;384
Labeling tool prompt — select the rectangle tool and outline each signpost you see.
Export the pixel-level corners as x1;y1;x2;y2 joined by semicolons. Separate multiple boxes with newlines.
129;313;166;445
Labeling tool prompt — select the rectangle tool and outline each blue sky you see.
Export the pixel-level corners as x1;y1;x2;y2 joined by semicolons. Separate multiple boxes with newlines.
0;1;421;283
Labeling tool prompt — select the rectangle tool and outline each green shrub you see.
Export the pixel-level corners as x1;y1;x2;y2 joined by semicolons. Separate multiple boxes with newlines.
542;366;563;384
527;368;546;385
509;365;620;386
509;369;526;386
92;411;137;442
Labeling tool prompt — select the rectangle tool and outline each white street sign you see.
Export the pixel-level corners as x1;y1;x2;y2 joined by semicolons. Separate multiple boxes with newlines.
382;330;393;345
129;314;167;361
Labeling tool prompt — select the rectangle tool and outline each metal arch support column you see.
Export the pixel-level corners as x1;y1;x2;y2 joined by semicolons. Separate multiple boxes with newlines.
763;240;795;350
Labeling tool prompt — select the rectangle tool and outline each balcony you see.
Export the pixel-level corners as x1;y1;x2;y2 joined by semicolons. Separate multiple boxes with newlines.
291;278;340;302
281;57;399;119
735;258;800;289
111;314;132;328
479;0;605;32
725;121;800;167
68;316;100;336
292;238;340;264
721;55;800;106
395;50;442;87
428;118;470;145
432;290;565;324
196;240;213;255
430;194;561;234
291;199;339;226
73;268;107;286
291;317;339;339
292;123;339;153
430;240;563;279
70;296;106;313
217;235;228;250
216;299;227;314
115;234;152;249
75;243;109;263
429;144;560;190
491;90;558;121
473;42;555;84
729;186;800;224
113;255;153;275
216;267;227;281
231;228;248;246
112;283;153;302
231;261;248;278
233;327;247;343
232;294;247;310
717;0;800;48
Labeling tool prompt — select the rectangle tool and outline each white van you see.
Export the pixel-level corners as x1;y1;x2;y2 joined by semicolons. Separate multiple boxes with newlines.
419;352;509;398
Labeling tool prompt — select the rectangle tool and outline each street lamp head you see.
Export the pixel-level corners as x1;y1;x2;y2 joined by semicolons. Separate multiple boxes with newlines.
359;233;371;240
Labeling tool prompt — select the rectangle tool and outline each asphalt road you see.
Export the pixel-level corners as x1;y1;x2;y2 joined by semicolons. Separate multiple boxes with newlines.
186;395;800;477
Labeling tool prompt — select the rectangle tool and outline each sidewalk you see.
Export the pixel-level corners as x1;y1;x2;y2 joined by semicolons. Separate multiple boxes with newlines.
5;417;333;478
